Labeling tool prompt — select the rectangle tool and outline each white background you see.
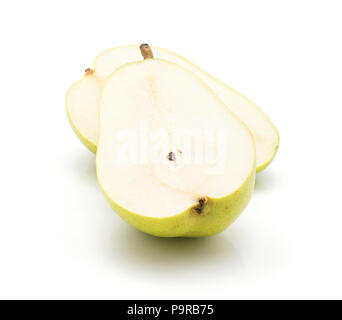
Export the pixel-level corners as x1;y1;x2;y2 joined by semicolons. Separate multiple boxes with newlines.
0;0;341;299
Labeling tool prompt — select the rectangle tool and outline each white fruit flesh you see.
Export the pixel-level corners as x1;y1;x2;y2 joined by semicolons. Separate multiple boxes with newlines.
66;73;100;150
96;59;255;218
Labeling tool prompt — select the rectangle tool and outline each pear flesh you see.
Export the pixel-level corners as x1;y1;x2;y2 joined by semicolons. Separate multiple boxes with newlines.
66;45;278;172
65;69;99;152
96;55;256;237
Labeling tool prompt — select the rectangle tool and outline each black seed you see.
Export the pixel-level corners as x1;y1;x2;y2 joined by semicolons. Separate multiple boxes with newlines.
168;152;176;161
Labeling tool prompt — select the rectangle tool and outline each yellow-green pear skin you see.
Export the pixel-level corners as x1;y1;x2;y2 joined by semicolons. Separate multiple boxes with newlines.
99;169;255;237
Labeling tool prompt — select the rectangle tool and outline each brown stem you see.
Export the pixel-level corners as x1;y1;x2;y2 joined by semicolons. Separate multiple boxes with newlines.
85;68;94;76
140;44;154;59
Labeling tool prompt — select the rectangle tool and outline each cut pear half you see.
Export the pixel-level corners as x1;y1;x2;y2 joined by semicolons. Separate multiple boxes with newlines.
66;44;279;171
96;46;256;237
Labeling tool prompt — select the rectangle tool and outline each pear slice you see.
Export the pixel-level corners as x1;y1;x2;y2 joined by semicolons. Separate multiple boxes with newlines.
96;45;256;237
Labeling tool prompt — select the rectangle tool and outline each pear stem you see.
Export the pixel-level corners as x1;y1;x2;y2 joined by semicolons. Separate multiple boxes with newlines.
140;44;154;59
85;68;94;76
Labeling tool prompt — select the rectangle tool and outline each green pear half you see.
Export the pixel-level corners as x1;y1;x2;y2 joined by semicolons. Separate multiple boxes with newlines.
66;45;278;172
96;45;256;237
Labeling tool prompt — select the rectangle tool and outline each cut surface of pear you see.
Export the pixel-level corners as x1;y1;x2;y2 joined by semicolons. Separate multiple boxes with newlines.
66;45;278;171
65;69;100;152
96;48;256;237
